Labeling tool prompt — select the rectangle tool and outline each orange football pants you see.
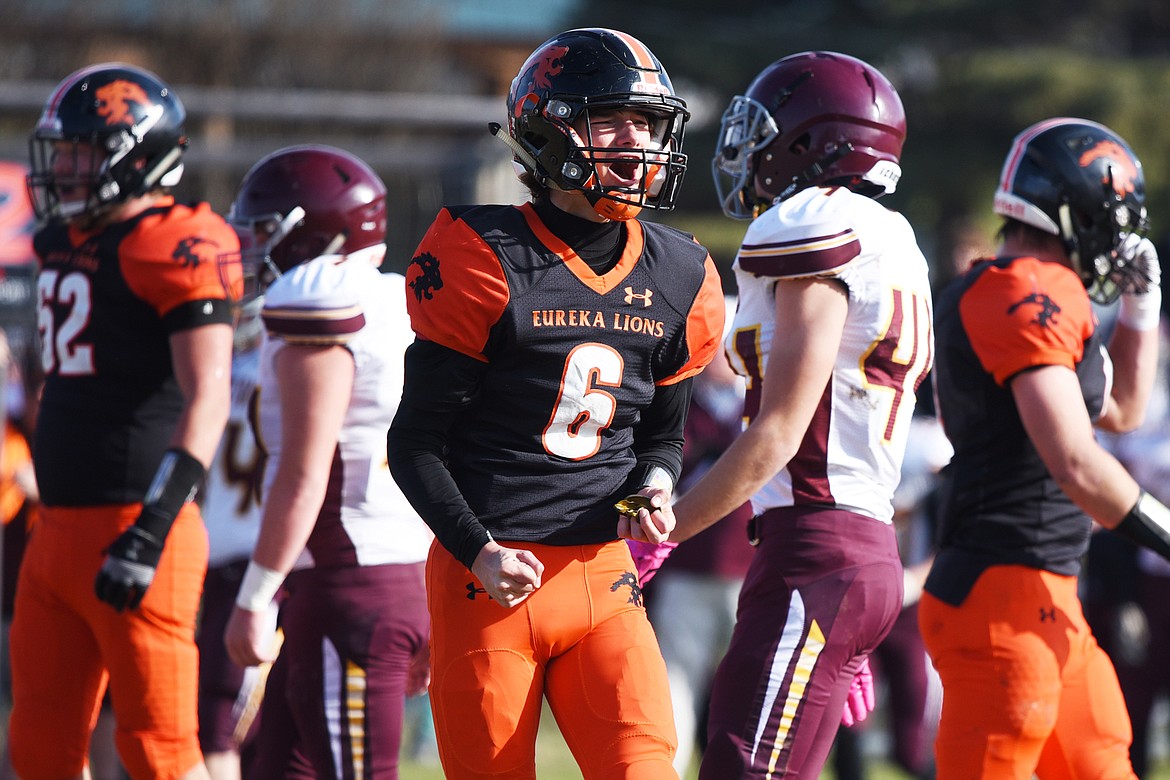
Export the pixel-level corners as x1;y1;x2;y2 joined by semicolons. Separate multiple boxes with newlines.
427;538;678;779
8;504;208;780
919;565;1136;780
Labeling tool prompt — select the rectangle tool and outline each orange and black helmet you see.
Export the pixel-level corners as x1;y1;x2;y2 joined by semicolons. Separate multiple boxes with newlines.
993;118;1148;303
503;28;690;220
27;62;188;223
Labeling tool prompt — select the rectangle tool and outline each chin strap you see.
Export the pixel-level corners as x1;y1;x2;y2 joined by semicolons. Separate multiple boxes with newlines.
488;123;542;177
775;142;855;202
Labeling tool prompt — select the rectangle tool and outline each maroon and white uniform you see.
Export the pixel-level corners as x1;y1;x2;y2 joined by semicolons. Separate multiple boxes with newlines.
248;257;432;779
703;185;934;778
198;344;268;757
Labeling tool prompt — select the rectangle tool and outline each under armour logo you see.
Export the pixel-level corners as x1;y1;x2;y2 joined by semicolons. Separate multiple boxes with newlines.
624;287;653;307
465;582;487;600
1039;607;1056;623
610;571;643;607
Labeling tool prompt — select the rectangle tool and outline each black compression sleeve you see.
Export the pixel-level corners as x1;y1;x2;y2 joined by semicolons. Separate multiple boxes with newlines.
135;447;206;542
387;339;493;570
1113;491;1170;561
623;377;692;493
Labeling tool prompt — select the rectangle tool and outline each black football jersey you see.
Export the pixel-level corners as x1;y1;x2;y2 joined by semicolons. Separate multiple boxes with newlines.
400;203;725;545
33;199;236;506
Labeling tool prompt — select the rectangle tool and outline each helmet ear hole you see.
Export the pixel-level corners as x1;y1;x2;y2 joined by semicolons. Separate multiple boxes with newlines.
789;133;812;155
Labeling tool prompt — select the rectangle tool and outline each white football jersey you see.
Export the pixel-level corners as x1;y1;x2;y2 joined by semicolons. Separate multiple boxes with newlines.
203;346;263;567
257;257;433;567
727;186;934;523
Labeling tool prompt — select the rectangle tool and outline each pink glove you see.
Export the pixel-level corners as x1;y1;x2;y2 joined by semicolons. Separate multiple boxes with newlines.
841;656;875;727
625;538;678;586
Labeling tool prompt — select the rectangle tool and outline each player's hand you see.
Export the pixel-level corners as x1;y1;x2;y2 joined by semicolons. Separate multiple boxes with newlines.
225;604;281;667
94;526;164;612
471;541;544;608
407;641;431;697
1118;233;1161;295
1117;234;1161;331
841;656;875;728
615;487;675;544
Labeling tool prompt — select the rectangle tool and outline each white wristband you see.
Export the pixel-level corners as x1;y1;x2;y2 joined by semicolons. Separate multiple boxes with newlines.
1118;287;1162;331
643;465;675;494
235;561;285;612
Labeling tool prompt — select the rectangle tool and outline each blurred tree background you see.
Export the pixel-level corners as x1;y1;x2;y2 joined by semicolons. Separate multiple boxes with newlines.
1;0;1169;292
572;0;1170;290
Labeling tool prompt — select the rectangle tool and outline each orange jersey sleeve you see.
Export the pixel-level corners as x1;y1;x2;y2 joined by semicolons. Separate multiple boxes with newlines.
0;425;32;525
660;251;726;386
960;257;1095;386
404;208;510;361
119;199;240;318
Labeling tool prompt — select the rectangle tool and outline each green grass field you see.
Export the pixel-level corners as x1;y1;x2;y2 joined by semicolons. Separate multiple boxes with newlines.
399;698;1170;779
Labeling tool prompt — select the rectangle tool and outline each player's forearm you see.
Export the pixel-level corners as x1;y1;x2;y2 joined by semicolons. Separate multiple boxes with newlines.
249;474;329;575
1102;323;1158;432
672;422;793;541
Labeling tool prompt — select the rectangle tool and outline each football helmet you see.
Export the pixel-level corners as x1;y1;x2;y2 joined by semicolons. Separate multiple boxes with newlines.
226;144;387;300
712;51;906;219
27;63;188;224
500;27;690;221
993;118;1148;303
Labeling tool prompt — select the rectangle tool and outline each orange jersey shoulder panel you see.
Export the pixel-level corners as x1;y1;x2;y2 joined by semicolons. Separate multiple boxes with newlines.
119;199;239;317
404;208;510;361
661;252;726;386
960;257;1094;386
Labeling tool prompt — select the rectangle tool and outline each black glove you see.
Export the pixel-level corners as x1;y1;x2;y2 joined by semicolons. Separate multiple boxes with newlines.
94;526;165;612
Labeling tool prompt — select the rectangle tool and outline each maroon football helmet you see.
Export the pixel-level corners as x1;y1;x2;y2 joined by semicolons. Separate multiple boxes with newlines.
713;51;906;219
227;144;387;297
502;27;690;221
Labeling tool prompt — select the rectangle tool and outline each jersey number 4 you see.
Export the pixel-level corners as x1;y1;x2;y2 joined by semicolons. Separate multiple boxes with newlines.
37;270;96;376
731;288;932;443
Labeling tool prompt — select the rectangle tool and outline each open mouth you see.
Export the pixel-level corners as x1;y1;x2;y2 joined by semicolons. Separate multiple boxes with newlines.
604;158;641;186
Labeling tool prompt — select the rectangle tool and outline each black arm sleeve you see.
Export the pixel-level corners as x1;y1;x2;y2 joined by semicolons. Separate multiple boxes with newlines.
387;339;493;570
621;377;692;494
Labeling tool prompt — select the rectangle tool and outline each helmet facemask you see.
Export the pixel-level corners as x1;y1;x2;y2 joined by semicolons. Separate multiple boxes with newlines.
225;206;311;305
513;97;687;221
1060;186;1149;305
712;95;781;219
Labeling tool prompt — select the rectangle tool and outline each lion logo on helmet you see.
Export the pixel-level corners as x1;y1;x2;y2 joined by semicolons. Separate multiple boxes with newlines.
95;80;154;128
510;44;569;119
1079;140;1140;197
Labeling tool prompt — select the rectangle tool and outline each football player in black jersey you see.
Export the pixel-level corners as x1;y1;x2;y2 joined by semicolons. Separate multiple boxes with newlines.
923;118;1166;778
388;28;725;779
9;63;239;780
